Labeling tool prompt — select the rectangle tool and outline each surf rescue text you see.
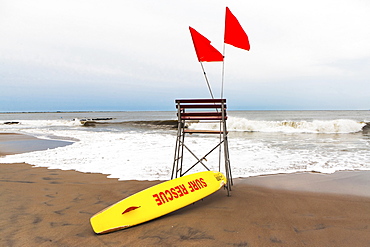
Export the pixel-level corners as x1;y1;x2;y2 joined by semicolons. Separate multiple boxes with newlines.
152;178;208;206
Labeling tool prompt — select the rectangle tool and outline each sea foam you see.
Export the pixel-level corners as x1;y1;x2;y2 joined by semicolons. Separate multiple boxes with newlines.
188;117;365;134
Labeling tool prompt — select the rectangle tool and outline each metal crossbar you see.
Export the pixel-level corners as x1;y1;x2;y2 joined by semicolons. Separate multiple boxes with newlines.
171;98;233;195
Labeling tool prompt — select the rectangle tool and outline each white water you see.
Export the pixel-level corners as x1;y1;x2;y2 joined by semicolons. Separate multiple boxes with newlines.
1;111;370;180
190;117;366;134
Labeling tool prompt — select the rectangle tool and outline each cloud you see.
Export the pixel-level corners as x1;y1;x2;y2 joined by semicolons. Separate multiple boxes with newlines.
1;0;370;111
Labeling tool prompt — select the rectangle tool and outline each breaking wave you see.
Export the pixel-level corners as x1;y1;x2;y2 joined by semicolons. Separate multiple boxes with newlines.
188;117;367;134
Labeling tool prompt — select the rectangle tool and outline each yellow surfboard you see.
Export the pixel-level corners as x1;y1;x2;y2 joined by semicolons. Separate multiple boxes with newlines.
90;171;227;234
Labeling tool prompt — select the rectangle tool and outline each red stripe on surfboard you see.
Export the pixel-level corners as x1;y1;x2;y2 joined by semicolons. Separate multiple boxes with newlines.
122;206;140;214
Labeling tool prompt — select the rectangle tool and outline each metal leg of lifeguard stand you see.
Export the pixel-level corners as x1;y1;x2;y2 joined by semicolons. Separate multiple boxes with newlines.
172;116;185;179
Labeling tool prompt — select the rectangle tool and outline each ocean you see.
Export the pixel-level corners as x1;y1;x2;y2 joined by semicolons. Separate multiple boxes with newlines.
1;110;369;180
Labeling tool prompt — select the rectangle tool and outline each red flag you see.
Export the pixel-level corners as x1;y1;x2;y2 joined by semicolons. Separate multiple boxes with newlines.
224;7;250;51
189;27;223;62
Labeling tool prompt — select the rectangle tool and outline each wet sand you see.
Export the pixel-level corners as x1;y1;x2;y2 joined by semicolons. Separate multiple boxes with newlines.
0;133;72;156
1;133;370;246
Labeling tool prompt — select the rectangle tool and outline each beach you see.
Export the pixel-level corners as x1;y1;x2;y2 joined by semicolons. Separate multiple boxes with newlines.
1;133;370;246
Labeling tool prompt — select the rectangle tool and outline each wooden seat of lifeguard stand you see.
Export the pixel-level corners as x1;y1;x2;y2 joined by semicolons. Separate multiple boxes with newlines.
172;99;233;195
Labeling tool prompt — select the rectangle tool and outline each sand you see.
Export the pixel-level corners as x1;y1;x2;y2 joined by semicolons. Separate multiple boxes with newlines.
1;133;370;246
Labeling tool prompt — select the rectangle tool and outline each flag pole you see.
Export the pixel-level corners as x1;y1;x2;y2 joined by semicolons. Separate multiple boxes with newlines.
221;7;227;99
200;62;215;99
221;43;226;99
219;8;228;171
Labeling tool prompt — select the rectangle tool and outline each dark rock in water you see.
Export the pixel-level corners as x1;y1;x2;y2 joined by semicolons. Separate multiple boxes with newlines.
132;120;182;129
150;120;178;127
91;118;113;121
362;123;370;134
78;118;113;122
4;122;20;125
82;121;96;127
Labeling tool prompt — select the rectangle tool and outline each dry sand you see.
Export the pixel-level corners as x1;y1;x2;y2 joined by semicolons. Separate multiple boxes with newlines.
1;133;370;246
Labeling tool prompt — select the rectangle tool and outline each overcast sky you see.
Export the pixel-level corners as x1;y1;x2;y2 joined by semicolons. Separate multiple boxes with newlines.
1;0;369;111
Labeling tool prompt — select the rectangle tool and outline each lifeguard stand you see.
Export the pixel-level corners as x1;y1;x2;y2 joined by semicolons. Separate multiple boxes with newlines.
171;99;233;195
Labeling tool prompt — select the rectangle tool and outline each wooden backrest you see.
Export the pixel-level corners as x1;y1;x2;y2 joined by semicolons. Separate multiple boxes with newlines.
175;99;227;121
